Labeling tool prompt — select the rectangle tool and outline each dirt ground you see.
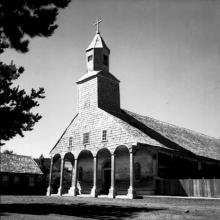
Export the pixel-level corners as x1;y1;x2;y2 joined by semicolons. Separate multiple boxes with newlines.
1;195;220;220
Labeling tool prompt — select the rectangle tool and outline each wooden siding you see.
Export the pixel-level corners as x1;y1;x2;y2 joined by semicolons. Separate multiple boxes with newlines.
156;178;220;198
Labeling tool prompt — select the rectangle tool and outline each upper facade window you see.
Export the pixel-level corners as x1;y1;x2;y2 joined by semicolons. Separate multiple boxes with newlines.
69;137;73;146
83;132;90;144
102;130;107;142
103;55;108;66
88;55;93;62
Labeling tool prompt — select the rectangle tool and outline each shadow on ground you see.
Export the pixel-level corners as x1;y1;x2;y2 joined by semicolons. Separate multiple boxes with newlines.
0;203;166;219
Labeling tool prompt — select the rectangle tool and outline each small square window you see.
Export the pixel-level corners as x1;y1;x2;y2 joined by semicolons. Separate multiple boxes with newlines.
102;130;107;142
88;55;93;62
83;132;90;144
29;176;35;187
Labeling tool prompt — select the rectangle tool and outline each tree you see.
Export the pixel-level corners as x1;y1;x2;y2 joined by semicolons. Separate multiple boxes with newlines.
0;0;71;146
2;149;14;154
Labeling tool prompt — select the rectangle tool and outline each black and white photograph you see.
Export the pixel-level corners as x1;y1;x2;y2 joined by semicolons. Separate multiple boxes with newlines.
1;0;220;219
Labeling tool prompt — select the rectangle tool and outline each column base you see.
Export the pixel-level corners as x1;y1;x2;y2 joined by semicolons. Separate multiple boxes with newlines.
108;187;116;198
68;186;79;196
127;186;136;199
46;186;51;196
90;186;98;197
57;187;62;196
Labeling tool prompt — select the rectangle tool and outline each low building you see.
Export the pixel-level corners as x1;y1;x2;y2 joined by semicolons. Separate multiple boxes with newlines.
0;153;43;195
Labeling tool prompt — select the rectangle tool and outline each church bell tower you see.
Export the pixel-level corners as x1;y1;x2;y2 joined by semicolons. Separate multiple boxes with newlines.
76;18;120;113
86;18;110;72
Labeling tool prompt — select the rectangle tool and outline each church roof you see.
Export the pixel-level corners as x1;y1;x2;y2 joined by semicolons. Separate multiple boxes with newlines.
0;153;43;174
114;109;220;161
86;33;110;52
76;70;120;84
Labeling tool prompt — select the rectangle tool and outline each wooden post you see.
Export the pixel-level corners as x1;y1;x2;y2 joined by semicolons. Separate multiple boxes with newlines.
57;155;65;196
108;153;115;198
68;159;79;196
91;156;98;197
127;147;136;199
46;156;53;196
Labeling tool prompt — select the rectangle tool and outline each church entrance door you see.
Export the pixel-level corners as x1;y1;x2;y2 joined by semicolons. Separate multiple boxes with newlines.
103;168;111;194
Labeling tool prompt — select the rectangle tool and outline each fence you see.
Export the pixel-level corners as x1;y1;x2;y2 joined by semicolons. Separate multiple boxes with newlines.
156;178;220;198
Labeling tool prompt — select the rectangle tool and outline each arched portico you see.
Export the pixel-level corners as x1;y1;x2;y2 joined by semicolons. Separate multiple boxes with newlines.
62;152;75;194
47;154;61;195
114;145;130;196
77;150;94;195
96;148;111;195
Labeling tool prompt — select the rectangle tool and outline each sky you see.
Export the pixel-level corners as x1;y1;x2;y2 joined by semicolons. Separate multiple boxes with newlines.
1;0;220;158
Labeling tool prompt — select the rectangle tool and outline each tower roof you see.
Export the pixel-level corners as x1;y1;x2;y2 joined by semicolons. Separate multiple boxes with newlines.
86;33;110;52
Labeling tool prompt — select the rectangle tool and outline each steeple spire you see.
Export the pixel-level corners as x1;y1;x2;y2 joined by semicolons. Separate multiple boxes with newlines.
76;20;120;113
93;17;102;34
85;17;110;72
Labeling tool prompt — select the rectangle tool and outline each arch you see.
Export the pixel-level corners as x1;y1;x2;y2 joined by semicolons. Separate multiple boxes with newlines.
62;152;75;194
64;152;75;164
77;149;93;159
114;145;130;195
97;148;111;159
114;145;129;154
77;149;94;194
52;153;61;162
96;148;111;195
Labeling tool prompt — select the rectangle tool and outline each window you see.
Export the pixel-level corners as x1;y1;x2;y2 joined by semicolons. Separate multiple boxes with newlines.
102;130;107;142
69;137;73;146
68;137;73;151
2;175;9;186
78;167;83;181
88;55;93;62
103;55;108;66
29;176;35;187
135;163;141;180
83;132;90;144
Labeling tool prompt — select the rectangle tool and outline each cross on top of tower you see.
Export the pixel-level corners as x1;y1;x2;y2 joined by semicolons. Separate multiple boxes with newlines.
93;17;102;34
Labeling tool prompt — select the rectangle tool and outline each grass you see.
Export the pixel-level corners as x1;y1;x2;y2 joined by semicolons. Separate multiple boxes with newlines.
1;195;220;219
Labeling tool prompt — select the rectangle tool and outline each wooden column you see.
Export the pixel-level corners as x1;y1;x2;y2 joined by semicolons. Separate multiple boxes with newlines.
108;152;116;198
57;155;65;196
127;147;136;199
46;156;53;196
68;158;79;196
91;156;98;197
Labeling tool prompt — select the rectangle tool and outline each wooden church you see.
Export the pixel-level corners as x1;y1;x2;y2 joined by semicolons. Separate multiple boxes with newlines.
47;19;220;199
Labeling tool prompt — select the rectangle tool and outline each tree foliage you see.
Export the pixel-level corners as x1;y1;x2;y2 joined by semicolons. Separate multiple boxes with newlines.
0;0;70;146
2;149;14;154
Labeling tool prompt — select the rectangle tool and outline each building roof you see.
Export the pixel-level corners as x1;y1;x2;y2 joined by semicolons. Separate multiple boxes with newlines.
113;109;220;161
77;70;120;84
86;33;110;52
0;153;43;174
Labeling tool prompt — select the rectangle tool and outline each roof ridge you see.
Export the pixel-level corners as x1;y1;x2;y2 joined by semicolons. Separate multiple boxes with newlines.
104;109;161;146
123;109;219;141
49;113;79;155
0;153;32;158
